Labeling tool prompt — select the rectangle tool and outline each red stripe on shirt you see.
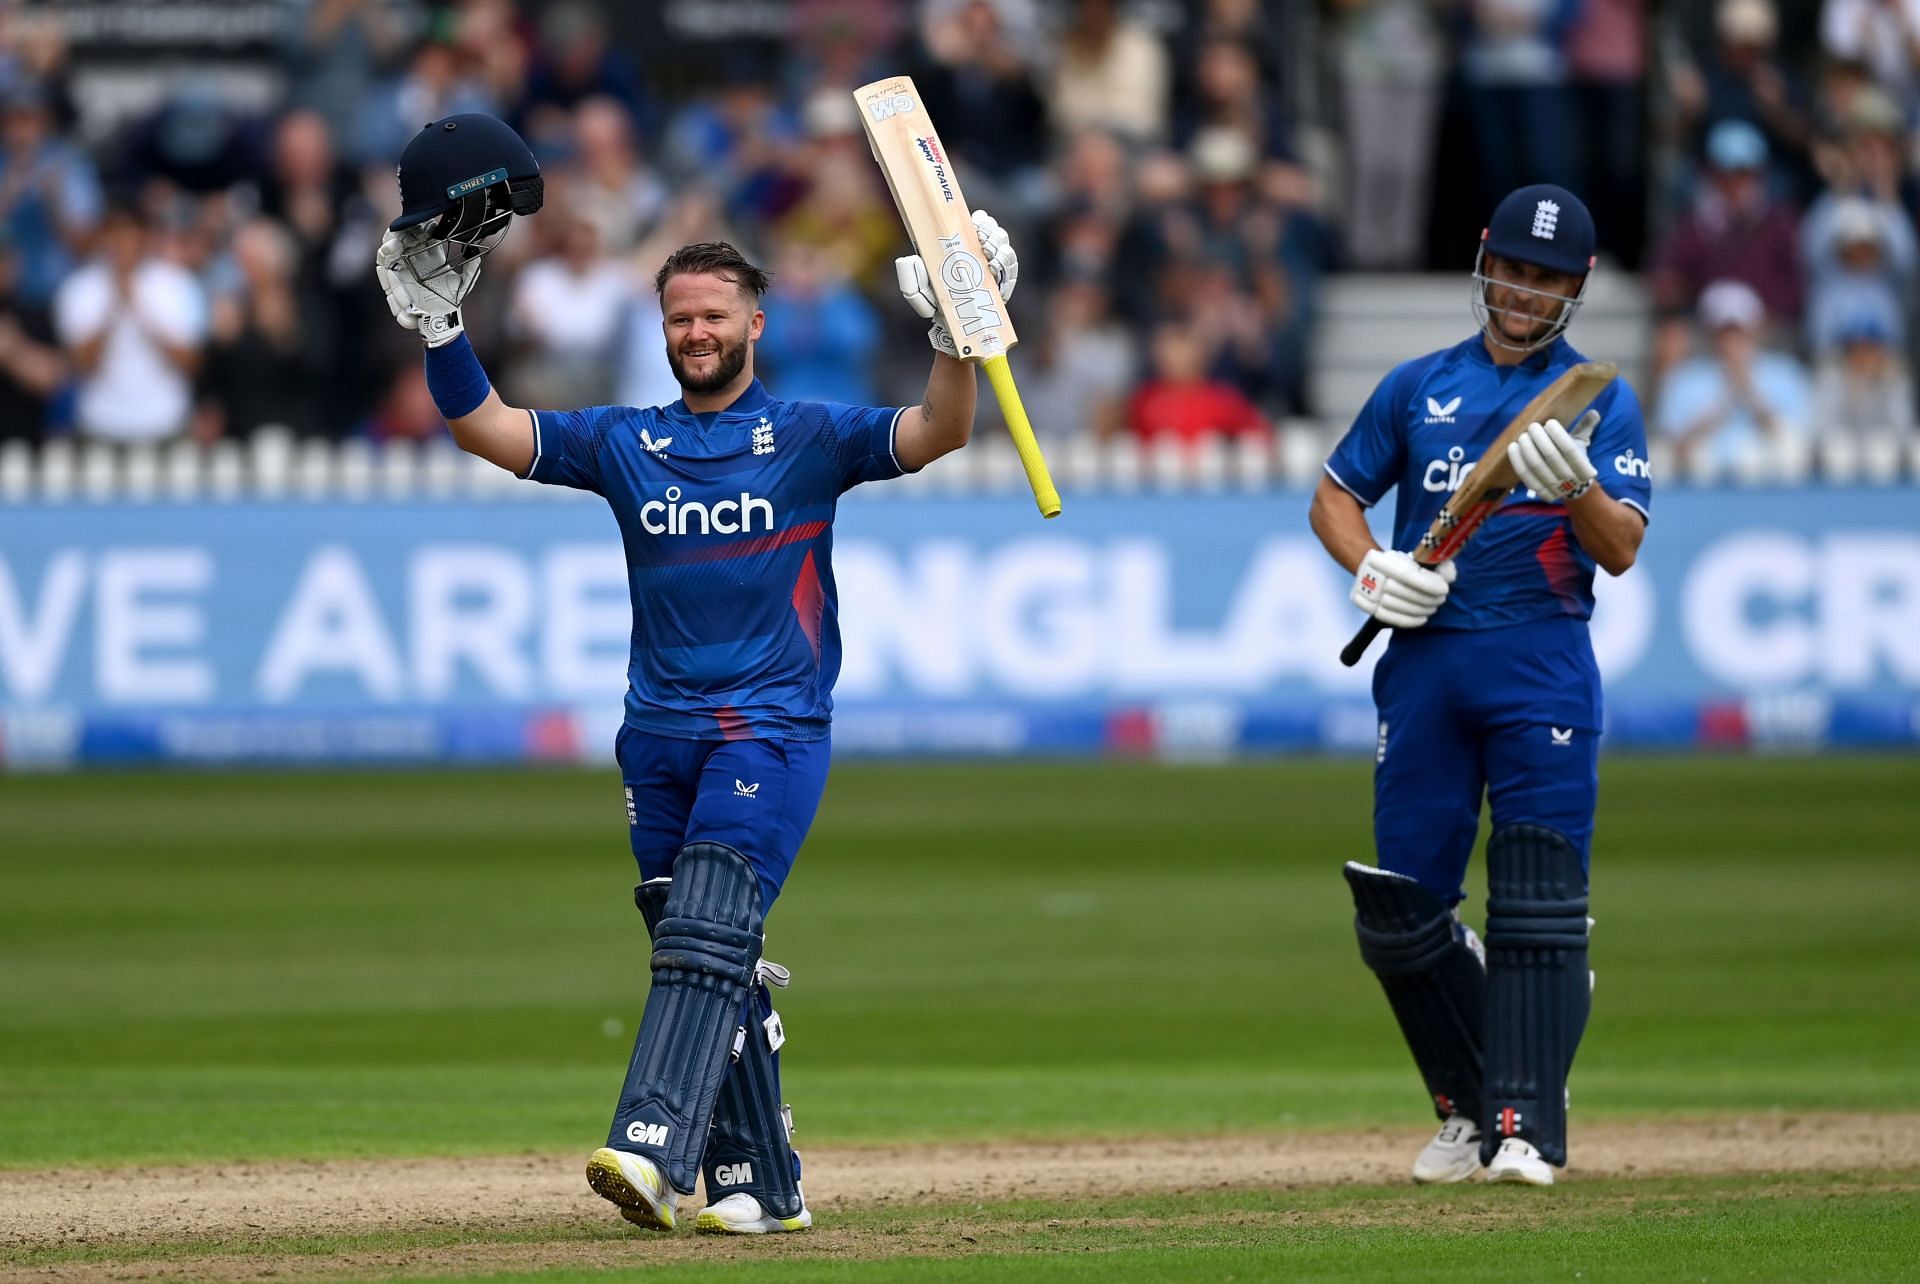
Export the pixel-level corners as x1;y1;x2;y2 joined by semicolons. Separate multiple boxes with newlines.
668;521;830;565
791;549;824;664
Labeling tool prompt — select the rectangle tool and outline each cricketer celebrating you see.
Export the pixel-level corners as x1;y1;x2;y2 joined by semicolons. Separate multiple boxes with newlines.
373;116;1017;1233
1308;186;1651;1186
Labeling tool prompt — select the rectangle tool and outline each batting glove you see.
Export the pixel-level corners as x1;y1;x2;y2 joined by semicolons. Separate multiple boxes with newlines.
895;208;1018;358
375;227;485;348
1508;408;1601;502
1351;549;1457;629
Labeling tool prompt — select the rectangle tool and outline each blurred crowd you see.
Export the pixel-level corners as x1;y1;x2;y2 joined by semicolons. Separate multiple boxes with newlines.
0;0;1915;473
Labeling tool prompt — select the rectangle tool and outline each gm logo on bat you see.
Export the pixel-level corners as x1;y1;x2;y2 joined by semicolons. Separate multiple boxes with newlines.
937;233;1002;336
866;91;914;121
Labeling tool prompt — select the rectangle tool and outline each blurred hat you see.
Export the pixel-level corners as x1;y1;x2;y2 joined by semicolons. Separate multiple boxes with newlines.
802;88;858;139
1698;279;1765;331
1845;87;1905;138
1189;126;1257;182
1830;197;1883;248
1482;183;1596;275
1716;0;1776;45
1706;119;1768;171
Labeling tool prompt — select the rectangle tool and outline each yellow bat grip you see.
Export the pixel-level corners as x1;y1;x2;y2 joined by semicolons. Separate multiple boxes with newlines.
982;354;1062;519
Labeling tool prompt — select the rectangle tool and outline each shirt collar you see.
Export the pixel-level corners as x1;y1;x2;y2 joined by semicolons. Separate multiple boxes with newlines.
1463;333;1564;372
669;377;772;421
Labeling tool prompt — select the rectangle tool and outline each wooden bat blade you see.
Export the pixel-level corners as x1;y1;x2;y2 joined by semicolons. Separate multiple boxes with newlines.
853;75;1017;362
1338;360;1618;666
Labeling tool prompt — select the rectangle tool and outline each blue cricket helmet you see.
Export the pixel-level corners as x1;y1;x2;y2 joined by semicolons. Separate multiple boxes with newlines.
1482;184;1595;276
1472;184;1596;354
390;113;543;232
387;113;544;309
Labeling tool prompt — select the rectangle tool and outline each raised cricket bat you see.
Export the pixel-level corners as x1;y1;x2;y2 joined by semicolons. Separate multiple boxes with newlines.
1339;361;1617;667
854;75;1061;519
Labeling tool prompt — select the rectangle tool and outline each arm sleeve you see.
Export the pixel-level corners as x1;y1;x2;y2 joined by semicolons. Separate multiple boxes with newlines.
822;401;911;492
524;405;616;494
1589;380;1652;521
1322;361;1413;507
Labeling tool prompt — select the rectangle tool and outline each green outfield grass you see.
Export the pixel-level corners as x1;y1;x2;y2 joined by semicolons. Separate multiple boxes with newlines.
10;1172;1917;1282
3;756;1918;1169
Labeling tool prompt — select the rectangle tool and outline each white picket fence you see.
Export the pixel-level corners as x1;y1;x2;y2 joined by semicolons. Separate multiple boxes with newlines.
1;424;1915;503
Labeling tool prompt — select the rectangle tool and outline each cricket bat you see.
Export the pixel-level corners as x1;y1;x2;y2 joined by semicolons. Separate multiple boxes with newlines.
854;75;1061;519
1338;361;1618;667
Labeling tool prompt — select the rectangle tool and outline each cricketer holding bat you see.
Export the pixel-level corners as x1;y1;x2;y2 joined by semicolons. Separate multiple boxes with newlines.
1308;186;1652;1185
373;116;1017;1234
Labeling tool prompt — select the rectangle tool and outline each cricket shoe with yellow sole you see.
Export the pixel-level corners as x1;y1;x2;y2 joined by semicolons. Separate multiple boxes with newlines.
1484;1137;1555;1186
586;1147;678;1230
1411;1114;1483;1184
695;1191;812;1235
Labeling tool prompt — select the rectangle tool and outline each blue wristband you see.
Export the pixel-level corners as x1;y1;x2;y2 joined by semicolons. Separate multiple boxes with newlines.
422;331;491;420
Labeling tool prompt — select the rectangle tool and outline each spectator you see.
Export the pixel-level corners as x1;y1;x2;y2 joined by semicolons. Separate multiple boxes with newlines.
1566;0;1649;265
349;40;501;167
202;218;331;439
568;96;667;255
1803;88;1919;265
662;70;804;228
1328;0;1445;270
53;202;207;443
354;362;444;444
1050;0;1171;145
911;0;1049;184
1174;36;1292;159
282;0;410;144
1649;119;1804;381
506;205;630;408
1668;0;1814;197
1811;310;1916;443
771;95;901;287
1820;0;1920;106
0;78;101;309
117;85;262;195
1015;273;1135;439
0;240;66;443
1128;322;1268;446
1805;197;1910;358
524;2;648;129
1655;280;1812;474
1457;0;1582;214
754;239;880;405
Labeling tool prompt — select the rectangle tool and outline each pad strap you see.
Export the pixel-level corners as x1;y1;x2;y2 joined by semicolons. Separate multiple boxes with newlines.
1345;861;1486;1123
1480;824;1590;1168
608;843;763;1193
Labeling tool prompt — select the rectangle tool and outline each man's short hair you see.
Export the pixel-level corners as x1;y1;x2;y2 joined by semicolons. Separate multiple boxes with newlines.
654;241;772;301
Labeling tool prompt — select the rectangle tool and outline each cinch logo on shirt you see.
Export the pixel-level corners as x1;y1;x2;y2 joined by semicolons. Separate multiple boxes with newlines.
639;486;775;536
1614;449;1651;478
1422;446;1477;493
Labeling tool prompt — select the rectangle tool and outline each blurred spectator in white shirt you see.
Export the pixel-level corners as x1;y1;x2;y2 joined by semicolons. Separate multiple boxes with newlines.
1330;0;1445;269
1010;273;1135;440
1050;0;1170;145
54;203;207;442
1656;279;1813;475
1804;196;1910;356
1820;0;1920;104
568;97;666;255
1811;307;1916;443
506;206;630;407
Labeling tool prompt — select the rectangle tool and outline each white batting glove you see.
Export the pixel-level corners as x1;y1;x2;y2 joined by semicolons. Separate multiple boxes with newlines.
1351;549;1457;629
1508;408;1601;502
895;208;1018;358
375;228;484;348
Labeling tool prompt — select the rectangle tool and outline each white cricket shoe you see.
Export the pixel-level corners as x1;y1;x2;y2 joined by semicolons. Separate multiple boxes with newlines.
695;1192;813;1235
1484;1137;1555;1186
1411;1115;1483;1184
586;1146;678;1230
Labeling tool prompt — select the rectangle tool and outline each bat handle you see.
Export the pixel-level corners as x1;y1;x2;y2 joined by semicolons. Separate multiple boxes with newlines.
982;354;1062;519
1340;617;1386;668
